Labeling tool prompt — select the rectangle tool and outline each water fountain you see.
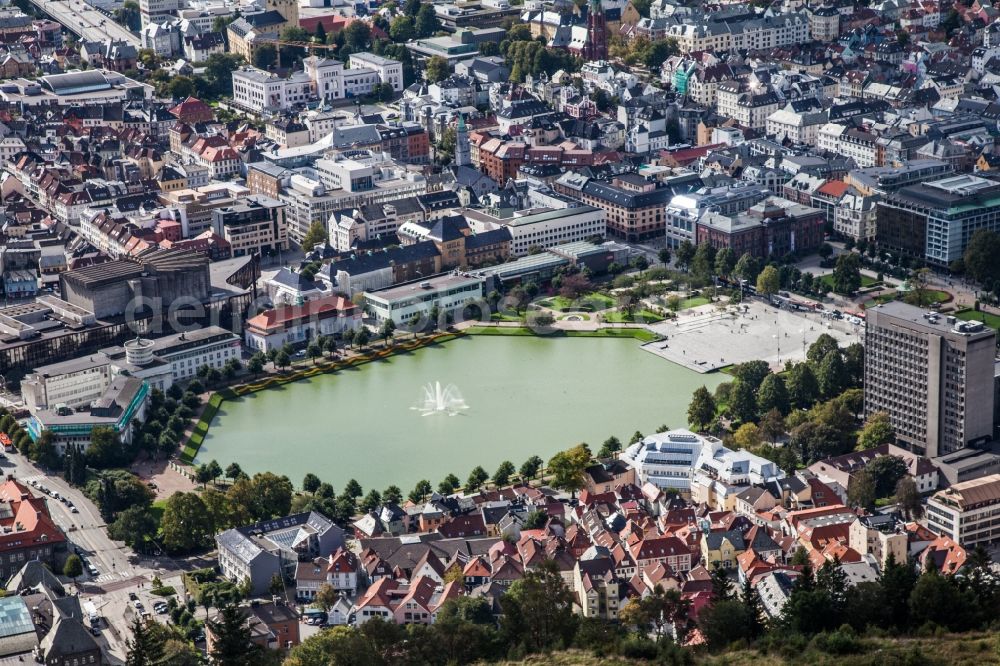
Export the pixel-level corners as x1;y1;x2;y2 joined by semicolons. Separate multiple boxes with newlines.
412;381;468;416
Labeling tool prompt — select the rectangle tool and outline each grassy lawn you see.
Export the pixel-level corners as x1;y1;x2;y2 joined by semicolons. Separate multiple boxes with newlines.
603;309;664;324
490;311;524;322
818;274;881;292
680;296;710;309
956;308;1000;329
865;289;950;309
540;292;615;312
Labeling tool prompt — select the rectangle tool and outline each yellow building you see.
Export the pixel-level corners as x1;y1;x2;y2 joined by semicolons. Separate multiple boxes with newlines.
701;530;747;569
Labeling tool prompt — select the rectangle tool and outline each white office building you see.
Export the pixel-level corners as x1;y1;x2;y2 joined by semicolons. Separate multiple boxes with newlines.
620;429;784;502
462;206;606;257
364;273;485;325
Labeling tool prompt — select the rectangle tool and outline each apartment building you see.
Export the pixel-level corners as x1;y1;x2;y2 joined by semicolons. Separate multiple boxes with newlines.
864;301;996;459
554;171;700;242
211;195;288;257
927;474;1000;546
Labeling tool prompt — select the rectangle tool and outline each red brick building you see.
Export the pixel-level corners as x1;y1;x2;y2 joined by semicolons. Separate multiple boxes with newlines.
695;197;825;259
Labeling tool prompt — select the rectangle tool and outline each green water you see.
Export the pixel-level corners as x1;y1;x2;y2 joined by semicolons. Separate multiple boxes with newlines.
195;336;722;492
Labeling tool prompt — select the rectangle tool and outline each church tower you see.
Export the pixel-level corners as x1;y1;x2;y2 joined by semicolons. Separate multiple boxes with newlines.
583;0;608;62
267;0;299;28
454;113;471;167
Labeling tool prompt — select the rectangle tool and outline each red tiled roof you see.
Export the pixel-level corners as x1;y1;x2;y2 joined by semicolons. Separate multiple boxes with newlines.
816;180;849;198
246;294;356;333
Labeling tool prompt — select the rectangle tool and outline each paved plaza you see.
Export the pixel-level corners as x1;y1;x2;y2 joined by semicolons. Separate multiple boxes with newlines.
644;299;860;373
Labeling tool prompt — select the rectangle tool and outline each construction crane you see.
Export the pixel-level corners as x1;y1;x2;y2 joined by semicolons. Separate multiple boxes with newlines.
251;38;339;68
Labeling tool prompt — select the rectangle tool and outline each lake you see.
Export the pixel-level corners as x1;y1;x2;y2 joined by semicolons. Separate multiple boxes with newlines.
194;335;723;493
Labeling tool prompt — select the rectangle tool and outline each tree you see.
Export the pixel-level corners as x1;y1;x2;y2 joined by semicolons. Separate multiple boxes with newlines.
274;350;291;370
379;318;396;344
225;462;244;481
493;460;515;487
500;560;577;654
908;568;969;631
360;489;382;512
964;229;1000;285
895;476;924;520
87;426;125;468
415;3;441;36
807;333;840;365
355;328;371;349
729;378;758;423
389;15;415;41
698;599;753;649
756;265;780;296
817;350;847;399
425;55;450;83
208;604;260;666
437;474;458;495
301;220;327;251
383;485;402;504
520;455;543;480
714;247;736;280
658;247;672;265
523;509;547;530
205;459;223;485
757;373;790;415
621;584;690;643
687;385;716;430
675;240;695;272
691;242;716;281
787;362;819;408
126;617;164;666
466;466;489;492
547;444;591;497
343;20;370;51
63;553;83;584
344;478;363;499
108;506;158;550
252;43;277;69
760;407;785;444
847;468;876;510
302;473;321;494
559;272;592;300
867;455;908;498
734;253;760;284
733;422;762;450
733;359;771;393
315;583;338;611
160;492;212;552
408;479;432;503
858;412;894;450
597;436;622;458
832;253;862;295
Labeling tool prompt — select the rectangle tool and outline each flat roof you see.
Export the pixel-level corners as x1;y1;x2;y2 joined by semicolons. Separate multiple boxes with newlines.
869;301;995;339
366;273;482;302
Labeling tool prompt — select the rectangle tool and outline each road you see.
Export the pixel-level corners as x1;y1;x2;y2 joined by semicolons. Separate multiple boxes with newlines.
1;453;184;662
30;0;140;47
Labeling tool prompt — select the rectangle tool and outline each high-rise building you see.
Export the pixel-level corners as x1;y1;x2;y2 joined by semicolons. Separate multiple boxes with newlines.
583;0;608;62
864;301;996;459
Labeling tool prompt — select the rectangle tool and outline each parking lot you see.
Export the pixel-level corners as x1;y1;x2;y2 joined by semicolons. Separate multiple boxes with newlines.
645;298;860;372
